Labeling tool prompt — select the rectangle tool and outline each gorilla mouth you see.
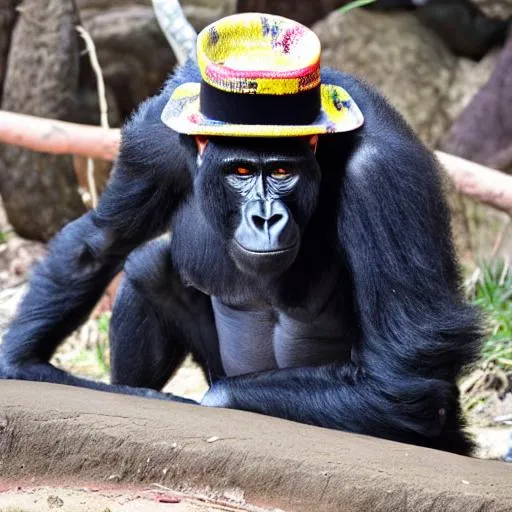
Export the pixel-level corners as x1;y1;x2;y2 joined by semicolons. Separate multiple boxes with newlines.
230;239;300;277
233;240;298;255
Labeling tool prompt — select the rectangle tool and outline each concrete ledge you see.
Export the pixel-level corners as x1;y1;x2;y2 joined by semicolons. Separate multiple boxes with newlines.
0;381;511;511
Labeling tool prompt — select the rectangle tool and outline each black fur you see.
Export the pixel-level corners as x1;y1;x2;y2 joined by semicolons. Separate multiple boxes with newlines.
0;60;482;455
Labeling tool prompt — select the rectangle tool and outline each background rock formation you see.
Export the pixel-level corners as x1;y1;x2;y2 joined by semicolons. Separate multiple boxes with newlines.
314;8;497;148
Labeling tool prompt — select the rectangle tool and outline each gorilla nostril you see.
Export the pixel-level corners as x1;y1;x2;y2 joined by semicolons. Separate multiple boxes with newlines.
268;213;283;228
251;215;266;231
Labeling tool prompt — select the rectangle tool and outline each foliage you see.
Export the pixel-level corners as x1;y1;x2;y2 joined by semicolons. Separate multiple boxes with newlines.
469;261;512;371
95;312;111;373
338;0;377;15
52;314;110;380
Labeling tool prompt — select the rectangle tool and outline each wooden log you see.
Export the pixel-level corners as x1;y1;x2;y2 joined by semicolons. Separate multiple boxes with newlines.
436;151;512;214
0;111;120;161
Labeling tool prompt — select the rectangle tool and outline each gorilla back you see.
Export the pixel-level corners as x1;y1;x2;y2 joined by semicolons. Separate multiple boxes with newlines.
0;59;482;455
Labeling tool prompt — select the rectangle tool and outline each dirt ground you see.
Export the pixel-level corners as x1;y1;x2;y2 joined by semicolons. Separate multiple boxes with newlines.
0;484;265;512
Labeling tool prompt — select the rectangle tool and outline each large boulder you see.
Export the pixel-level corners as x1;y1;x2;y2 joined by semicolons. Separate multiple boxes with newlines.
76;0;236;118
313;8;496;147
415;0;509;60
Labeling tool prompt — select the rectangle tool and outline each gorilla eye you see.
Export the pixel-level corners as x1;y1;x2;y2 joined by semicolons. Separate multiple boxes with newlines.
271;168;292;179
235;167;254;177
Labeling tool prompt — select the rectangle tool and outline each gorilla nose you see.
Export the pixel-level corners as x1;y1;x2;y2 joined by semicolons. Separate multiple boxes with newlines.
235;200;298;252
251;212;284;232
248;201;287;236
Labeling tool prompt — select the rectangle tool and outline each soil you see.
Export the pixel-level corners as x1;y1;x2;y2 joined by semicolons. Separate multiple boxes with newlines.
0;484;262;512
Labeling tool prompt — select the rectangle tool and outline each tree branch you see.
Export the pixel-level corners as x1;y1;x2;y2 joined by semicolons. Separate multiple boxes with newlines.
1;110;512;215
436;151;512;214
0;111;120;161
151;0;197;65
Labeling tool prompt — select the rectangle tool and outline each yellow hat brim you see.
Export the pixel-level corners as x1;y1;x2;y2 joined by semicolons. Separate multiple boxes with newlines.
161;82;364;137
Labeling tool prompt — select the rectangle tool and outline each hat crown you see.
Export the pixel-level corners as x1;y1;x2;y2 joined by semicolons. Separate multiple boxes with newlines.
161;13;364;137
197;13;321;95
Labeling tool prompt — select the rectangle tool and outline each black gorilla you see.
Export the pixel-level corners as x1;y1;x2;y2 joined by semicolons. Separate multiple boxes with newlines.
0;61;481;454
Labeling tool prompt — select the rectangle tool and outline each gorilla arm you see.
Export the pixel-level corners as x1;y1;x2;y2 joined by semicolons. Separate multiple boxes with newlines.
0;89;192;398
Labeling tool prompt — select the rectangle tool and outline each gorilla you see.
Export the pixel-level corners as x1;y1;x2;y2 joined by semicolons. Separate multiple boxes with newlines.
0;13;481;455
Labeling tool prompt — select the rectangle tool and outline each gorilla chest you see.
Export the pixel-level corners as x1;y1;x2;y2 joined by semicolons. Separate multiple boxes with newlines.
211;297;351;377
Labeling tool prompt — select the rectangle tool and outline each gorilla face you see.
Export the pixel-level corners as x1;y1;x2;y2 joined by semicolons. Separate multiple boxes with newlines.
195;136;321;277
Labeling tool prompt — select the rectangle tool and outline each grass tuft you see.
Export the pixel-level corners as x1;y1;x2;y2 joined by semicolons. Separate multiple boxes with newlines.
468;261;512;371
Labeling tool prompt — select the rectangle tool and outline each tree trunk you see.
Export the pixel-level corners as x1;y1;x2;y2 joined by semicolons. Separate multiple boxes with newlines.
0;0;86;241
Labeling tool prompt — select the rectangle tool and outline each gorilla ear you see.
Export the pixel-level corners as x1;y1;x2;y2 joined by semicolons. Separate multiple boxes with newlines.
306;135;318;154
195;136;209;156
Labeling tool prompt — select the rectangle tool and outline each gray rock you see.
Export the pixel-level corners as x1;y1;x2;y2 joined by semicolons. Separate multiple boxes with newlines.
76;0;235;117
313;8;496;147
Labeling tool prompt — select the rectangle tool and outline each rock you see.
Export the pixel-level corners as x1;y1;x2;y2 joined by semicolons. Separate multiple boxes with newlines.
76;1;177;118
237;0;343;26
2;381;512;511
469;0;512;19
313;9;495;147
415;0;508;60
182;0;236;29
76;0;235;118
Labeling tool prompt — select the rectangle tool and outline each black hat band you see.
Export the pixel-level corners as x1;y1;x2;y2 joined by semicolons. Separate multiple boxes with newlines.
199;81;322;126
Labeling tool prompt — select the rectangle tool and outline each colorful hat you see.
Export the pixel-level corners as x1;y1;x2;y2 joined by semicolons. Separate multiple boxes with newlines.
161;13;364;137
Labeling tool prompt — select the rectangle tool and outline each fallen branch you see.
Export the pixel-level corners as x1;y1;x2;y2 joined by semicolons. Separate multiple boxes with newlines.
0;111;120;161
436;151;512;214
1;110;512;215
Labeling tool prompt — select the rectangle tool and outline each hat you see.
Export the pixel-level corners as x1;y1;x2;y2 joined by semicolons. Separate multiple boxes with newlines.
161;13;364;137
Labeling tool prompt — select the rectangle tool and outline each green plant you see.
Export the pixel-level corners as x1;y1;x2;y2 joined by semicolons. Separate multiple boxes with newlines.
469;261;512;370
338;0;377;15
95;312;111;373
